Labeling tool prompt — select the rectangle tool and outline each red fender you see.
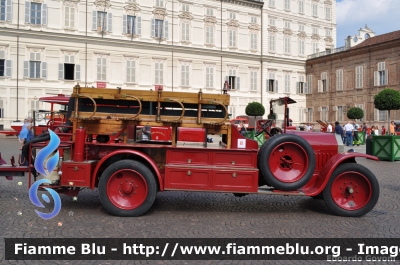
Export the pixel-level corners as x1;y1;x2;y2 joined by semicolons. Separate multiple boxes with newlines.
90;149;163;191
301;153;379;196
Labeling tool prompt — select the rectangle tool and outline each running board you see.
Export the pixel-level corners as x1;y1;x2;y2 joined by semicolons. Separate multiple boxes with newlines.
0;165;29;176
257;187;306;196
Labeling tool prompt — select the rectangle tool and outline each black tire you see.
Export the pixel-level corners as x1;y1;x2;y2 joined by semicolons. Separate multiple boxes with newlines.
258;141;271;186
323;163;379;217
258;134;316;190
99;159;157;217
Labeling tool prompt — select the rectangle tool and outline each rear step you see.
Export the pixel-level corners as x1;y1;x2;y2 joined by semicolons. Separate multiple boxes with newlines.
0;153;30;177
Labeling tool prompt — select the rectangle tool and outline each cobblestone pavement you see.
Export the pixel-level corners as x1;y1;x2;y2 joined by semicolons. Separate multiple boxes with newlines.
0;135;399;265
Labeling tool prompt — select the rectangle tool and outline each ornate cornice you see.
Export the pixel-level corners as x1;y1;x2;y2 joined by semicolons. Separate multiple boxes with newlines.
267;26;278;33
204;62;216;68
204;16;217;25
124;3;140;16
324;36;333;42
324;0;332;4
227;20;239;28
297;31;307;38
63;0;79;7
32;0;43;3
94;0;111;10
178;12;193;21
153;8;167;20
248;23;260;31
220;0;263;8
311;33;320;40
283;28;293;36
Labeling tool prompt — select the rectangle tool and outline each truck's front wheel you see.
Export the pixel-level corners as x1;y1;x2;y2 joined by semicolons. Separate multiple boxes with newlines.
99;160;157;217
323;163;379;217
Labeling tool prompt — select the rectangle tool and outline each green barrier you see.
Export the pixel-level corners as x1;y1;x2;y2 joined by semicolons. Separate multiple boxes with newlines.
357;131;366;145
244;131;265;147
372;135;400;162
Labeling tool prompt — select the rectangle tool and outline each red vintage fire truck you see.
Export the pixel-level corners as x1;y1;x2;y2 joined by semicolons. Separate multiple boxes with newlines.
0;86;379;217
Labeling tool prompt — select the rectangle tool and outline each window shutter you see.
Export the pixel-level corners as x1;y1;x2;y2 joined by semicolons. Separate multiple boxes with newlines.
70;7;75;28
64;6;69;27
326;79;329;91
274;80;278;92
304;82;309;94
122;15;127;34
136;17;141;35
384;70;388;85
92;11;97;31
58;63;64;80
23;61;29;78
318;80;322;92
374;71;379;86
296;82;299;94
107;13;112;32
266;79;269;92
6;0;12;21
126;61;130;82
236;76;240;90
164;20;169;39
41;62;47;79
42;4;47;25
374;109;378;121
5;60;12;77
25;1;30;23
181;23;185;40
75;64;80;80
0;51;4;59
151;19;155;37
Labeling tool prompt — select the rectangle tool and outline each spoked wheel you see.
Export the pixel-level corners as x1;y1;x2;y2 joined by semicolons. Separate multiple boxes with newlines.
258;134;315;190
323;163;379;217
99;160;157;217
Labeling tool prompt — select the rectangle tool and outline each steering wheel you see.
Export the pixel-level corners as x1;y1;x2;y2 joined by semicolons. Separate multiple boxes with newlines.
255;120;273;137
270;127;282;136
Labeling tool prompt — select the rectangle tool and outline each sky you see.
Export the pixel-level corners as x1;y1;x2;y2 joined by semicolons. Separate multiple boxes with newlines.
335;0;400;47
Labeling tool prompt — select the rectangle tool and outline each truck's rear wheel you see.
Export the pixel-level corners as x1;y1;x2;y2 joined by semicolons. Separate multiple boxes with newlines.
258;134;315;190
323;163;379;217
99;160;157;217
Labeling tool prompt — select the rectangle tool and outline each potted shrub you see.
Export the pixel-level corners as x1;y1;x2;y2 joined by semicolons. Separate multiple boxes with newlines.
373;88;400;161
245;102;265;146
346;107;365;145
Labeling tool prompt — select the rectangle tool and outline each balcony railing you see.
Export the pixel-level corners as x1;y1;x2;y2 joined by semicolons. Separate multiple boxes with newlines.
307;46;349;59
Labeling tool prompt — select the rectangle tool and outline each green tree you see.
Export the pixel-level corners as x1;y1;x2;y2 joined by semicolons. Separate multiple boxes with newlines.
346;107;364;121
245;102;265;129
374;88;400;134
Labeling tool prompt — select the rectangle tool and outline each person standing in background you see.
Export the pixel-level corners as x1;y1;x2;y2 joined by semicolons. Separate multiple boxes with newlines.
390;121;395;135
381;126;386;135
334;122;344;143
327;122;333;133
344;121;354;146
19;117;33;143
19;123;34;166
362;123;367;135
353;122;360;145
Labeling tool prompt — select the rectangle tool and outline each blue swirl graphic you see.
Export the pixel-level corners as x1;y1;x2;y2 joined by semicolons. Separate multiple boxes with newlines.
29;179;62;220
34;129;60;176
30;129;62;219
